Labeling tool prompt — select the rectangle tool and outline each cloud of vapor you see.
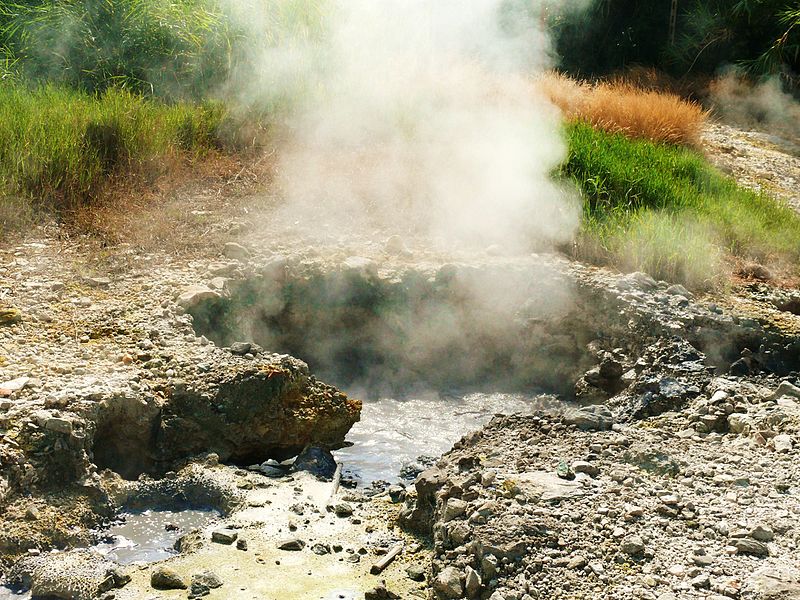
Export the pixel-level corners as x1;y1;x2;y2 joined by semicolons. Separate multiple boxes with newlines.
709;70;800;140
224;0;581;251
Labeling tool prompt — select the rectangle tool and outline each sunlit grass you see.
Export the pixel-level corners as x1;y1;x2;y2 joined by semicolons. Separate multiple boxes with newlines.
564;121;800;287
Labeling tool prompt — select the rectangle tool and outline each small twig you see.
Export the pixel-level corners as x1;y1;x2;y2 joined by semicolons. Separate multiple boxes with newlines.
370;542;404;575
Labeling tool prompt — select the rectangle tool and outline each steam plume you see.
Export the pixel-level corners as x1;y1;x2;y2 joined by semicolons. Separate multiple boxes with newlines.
226;0;581;251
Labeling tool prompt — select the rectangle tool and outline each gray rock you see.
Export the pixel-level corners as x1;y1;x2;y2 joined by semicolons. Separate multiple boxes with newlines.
442;498;468;522
223;242;250;261
44;417;72;435
771;381;800;401
620;535;646;557
191;570;223;589
333;503;354;518
744;565;800;599
433;566;464;599
735;538;769;556
571;461;599;478
365;583;401;600
277;538;305;551
774;434;793;453
176;285;221;310
464;566;482;598
563;405;614;431
749;524;775;542
211;529;238;545
293;446;338;479
151;566;187;590
406;565;426;581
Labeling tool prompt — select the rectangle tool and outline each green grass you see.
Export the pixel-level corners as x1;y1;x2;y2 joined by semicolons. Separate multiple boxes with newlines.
564;121;800;287
0;83;224;223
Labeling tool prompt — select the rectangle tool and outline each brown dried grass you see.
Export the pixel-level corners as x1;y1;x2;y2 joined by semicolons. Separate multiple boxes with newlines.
538;72;709;146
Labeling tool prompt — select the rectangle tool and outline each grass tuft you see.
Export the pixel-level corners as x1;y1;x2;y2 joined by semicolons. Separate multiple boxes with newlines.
0;82;224;226
541;73;709;147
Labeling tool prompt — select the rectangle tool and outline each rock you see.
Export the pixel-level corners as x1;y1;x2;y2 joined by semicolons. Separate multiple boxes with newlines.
691;573;711;589
571;461;599;478
568;555;587;569
0;376;30;396
406;565;426;582
464;566;482;598
292;446;338;479
236;538;248;551
333;503;354;518
277;538;305;551
556;460;575;480
563;405;614;431
223;242;250;261
384;235;407;255
84;277;111;288
0;307;22;325
515;471;585;502
365;582;401;600
191;571;223;589
442;498;468;522
176;285;221;310
151;566;187;590
666;284;692;297
433;566;464;599
211;529;238;545
749;524;775;542
771;381;800;401
229;342;252;356
744;565;800;599
728;413;753;434
44;417;72;435
343;256;377;276
621;535;646;557
774;434;793;453
734;538;769;556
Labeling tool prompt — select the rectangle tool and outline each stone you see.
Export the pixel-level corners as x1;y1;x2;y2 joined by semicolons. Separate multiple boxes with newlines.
292;446;338;479
433;566;464;599
749;524;775;542
691;573;711;589
774;434;793;453
229;342;252;356
151;566;187;590
85;277;111;288
734;538;769;556
771;381;800;401
563;405;614;431
744;565;800;599
568;555;587;569
728;413;752;434
621;535;645;557
515;471;585;502
571;461;599;478
0;307;22;326
223;242;250;261
365;583;401;600
191;571;223;589
406;565;426;582
44;417;72;435
464;566;482;598
0;377;30;396
277;538;305;551
211;529;238;545
384;235;407;255
333;503;354;518
236;538;248;551
442;498;468;522
176;285;220;310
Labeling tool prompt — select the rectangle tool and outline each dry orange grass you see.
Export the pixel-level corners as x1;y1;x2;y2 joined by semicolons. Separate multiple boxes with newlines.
538;73;709;146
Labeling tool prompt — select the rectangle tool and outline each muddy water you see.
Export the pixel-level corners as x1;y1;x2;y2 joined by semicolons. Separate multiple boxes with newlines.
93;508;221;564
334;391;561;483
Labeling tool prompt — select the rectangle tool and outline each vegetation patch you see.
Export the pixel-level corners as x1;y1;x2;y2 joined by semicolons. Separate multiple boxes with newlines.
0;84;224;229
564;122;800;288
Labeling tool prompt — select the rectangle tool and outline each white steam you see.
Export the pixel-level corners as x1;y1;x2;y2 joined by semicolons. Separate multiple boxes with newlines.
226;0;580;251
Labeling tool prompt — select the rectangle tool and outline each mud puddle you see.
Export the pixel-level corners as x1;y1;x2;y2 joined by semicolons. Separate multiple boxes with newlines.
92;508;221;564
334;391;562;484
